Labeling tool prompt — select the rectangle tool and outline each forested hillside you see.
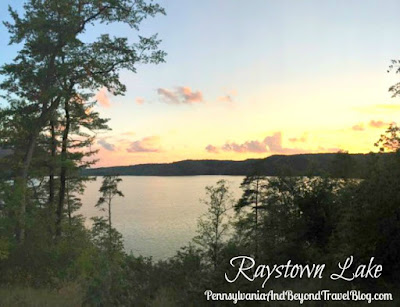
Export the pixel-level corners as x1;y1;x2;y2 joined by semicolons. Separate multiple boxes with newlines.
83;152;377;178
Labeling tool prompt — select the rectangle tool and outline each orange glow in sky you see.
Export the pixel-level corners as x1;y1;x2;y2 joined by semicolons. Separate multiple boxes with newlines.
2;1;392;167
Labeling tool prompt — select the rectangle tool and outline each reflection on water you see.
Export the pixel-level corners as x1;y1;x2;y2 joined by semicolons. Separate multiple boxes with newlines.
79;176;243;260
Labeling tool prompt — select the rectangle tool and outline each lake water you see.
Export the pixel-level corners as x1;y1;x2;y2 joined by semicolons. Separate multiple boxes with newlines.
79;176;244;260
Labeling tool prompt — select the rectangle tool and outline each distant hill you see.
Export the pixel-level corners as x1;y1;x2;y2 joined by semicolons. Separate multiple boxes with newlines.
82;153;375;178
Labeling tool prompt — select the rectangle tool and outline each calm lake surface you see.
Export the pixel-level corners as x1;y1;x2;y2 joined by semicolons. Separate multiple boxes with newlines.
79;176;244;260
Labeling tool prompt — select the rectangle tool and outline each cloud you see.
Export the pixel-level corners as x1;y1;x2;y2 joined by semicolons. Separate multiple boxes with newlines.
217;90;237;106
351;120;390;131
369;120;388;128
289;135;307;143
127;136;162;153
95;87;111;108
179;86;203;103
222;140;267;153
157;86;203;104
136;97;145;105
205;145;219;153
218;95;233;103
219;134;275;153
207;132;341;155
352;123;365;131
98;138;115;151
157;88;176;103
210;132;307;154
264;132;284;152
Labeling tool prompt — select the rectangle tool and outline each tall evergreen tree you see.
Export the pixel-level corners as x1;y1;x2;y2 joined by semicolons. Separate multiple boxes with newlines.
96;175;124;246
0;0;166;241
235;175;267;260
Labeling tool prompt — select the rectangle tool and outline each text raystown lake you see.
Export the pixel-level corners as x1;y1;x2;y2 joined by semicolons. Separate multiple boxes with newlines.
79;175;244;260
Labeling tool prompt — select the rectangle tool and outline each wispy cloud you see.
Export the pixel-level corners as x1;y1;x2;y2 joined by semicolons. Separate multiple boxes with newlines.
218;95;233;103
207;132;342;155
289;134;307;143
98;138;115;151
222;139;267;153
217;90;236;106
351;120;390;131
264;132;296;153
352;123;365;131
95;87;111;108
157;86;203;104
369;120;389;128
136;97;145;105
205;144;219;153
127;136;162;153
208;132;312;154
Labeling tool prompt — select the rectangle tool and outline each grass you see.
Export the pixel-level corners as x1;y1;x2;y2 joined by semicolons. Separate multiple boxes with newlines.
0;283;83;307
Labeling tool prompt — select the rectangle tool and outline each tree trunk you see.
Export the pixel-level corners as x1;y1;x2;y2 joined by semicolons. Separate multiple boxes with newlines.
14;130;39;243
255;178;259;261
49;121;56;210
66;182;72;227
56;101;70;238
214;218;218;271
14;97;63;243
108;197;112;247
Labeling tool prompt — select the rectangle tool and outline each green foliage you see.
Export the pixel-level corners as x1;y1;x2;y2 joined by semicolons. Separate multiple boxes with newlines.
0;0;166;242
235;175;268;259
328;150;357;178
0;237;9;261
0;1;168;305
0;285;83;307
236;175;268;211
96;176;124;211
336;152;400;284
95;175;124;251
91;216;124;253
1;0;166;100
375;123;400;153
194;180;233;271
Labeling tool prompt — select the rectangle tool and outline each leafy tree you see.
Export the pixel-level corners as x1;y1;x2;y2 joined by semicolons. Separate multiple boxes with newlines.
375;123;400;153
257;176;304;262
329;150;357;179
83;176;126;305
234;176;344;264
337;152;400;283
194;180;233;271
152;244;205;304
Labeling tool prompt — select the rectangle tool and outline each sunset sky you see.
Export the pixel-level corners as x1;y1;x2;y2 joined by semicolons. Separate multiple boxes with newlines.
2;1;400;167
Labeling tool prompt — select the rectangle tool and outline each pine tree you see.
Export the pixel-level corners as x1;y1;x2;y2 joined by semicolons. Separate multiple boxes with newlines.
235;175;267;260
95;175;124;249
1;0;166;242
